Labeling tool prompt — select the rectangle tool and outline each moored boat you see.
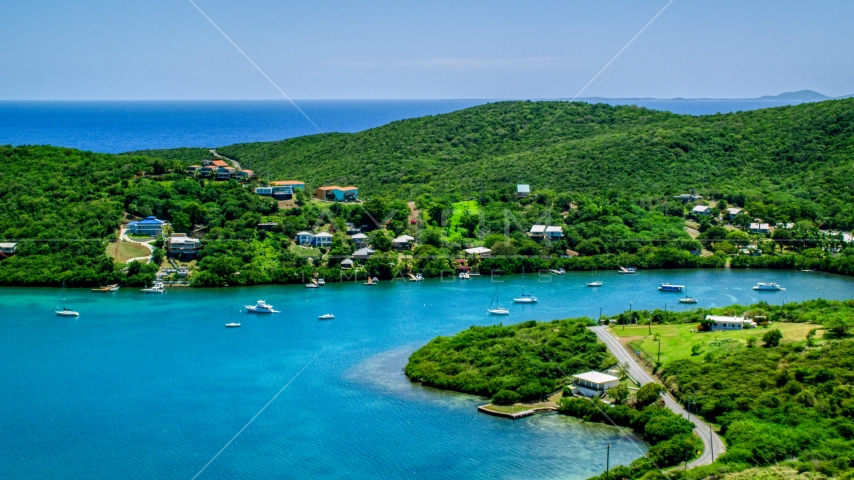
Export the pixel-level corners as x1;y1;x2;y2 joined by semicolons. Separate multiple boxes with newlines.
513;289;538;303
305;283;319;288
678;297;698;304
92;284;120;293
587;281;603;287
55;307;79;317
550;268;565;275
617;266;637;274
364;277;378;286
754;282;784;291
316;278;326;286
140;282;166;294
318;314;335;320
658;283;685;292
244;300;279;313
459;272;469;279
225;322;241;328
487;289;510;315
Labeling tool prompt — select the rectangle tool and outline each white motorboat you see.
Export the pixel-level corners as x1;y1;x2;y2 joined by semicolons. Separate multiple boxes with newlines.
316;278;326;286
513;289;538;303
550;268;565;275
92;284;120;293
244;300;279;313
225;322;241;328
754;282;784;291
587;281;603;287
55;307;79;317
414;273;424;281
658;283;685;292
318;314;335;320
459;272;470;279
305;283;319;288
487;289;510;315
141;282;165;294
617;266;637;274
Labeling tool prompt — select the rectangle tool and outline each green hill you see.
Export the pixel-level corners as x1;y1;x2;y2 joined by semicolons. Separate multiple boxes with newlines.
132;99;854;229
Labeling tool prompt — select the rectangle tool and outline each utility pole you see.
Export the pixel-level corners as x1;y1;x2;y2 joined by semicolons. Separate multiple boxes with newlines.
648;313;651;335
606;443;610;480
657;338;662;364
599;306;603;324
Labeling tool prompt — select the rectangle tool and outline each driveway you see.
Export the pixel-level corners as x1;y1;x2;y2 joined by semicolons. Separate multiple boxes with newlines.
590;326;726;468
120;227;154;264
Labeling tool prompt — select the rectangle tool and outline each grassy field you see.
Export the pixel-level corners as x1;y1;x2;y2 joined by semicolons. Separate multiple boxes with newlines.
106;240;151;263
610;322;821;365
447;200;479;240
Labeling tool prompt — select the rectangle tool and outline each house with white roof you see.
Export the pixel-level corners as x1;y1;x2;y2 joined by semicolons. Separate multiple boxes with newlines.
340;258;354;270
464;246;491;257
705;315;757;331
727;207;744;219
517;184;530;198
0;242;17;255
529;225;563;241
296;231;314;246
127;216;167;237
692;205;710;216
313;232;333;248
572;371;620;397
351;233;368;247
165;234;201;259
393;234;415;249
352;247;375;260
750;223;771;234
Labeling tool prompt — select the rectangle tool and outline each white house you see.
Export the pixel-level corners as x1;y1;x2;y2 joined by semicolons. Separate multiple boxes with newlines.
313;232;333;248
0;242;17;255
393;234;415;249
517;184;530;198
464;246;491;257
572;372;620;397
127;216;167;237
705;315;758;331
750;223;771;234
340;258;354;270
165;234;201;259
692;205;710;216
296;231;314;246
545;226;563;240
352;247;375;260
727;207;744;219
351;233;368;247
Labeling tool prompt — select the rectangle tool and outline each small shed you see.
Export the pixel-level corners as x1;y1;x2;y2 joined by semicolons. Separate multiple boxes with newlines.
692;205;710;216
517;184;530;197
340;258;354;270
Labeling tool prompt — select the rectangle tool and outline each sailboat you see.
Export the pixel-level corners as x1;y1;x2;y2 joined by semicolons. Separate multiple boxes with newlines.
678;285;698;304
56;280;80;316
487;289;510;315
513;287;538;304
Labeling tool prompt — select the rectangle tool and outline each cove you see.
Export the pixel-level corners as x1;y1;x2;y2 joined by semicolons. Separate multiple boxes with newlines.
2;268;852;479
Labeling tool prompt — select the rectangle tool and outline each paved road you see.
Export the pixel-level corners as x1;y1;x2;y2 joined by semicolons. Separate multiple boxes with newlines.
210;149;240;170
590;326;726;468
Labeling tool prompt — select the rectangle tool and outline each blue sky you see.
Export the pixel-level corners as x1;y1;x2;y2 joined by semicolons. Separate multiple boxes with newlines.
1;0;852;100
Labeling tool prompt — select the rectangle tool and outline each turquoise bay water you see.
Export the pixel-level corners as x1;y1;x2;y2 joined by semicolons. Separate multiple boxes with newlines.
2;269;853;479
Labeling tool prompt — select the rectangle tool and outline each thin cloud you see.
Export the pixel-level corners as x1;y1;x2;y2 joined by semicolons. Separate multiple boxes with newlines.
329;56;562;70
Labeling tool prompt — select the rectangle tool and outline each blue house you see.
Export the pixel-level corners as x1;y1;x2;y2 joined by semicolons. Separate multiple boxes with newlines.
128;216;167;237
314;186;359;202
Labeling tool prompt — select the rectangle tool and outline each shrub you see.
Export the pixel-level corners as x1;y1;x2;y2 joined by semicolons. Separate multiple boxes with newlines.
763;328;783;347
636;383;666;407
491;389;521;405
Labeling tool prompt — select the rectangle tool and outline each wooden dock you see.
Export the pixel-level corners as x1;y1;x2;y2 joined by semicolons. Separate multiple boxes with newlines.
477;404;555;420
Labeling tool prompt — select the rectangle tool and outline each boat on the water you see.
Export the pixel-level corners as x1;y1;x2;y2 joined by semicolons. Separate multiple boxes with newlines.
364;277;378;286
225;322;241;328
140;282;165;294
550;268;565;275
754;282;784;291
316;278;326;286
678;286;698;303
459;272;469;280
244;300;279;313
305;283;319;288
487;289;510;315
617;266;637;274
55;307;79;317
658;283;685;292
801;269;814;272
318;314;335;320
92;284;120;293
587;281;603;287
513;289;538;303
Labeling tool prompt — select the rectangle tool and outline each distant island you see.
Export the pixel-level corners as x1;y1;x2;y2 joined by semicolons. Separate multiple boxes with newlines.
0;98;853;287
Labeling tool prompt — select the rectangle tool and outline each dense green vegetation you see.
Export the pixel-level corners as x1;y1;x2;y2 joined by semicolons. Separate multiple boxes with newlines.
404;318;614;402
559;386;702;471
159;99;854;229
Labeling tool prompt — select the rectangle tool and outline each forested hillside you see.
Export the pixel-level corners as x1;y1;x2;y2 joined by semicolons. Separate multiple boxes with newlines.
175;99;854;229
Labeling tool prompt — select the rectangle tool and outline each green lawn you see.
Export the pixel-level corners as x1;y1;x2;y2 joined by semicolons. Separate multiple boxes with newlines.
447;200;479;240
107;240;151;263
610;322;821;365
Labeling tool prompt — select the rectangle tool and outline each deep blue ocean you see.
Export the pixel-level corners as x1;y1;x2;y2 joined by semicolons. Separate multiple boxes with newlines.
0;100;490;153
3;269;854;479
